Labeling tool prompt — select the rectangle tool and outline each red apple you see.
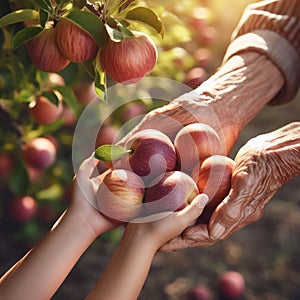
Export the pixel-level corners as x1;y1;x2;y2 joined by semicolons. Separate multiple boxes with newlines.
189;284;212;300
9;196;37;223
118;129;177;184
96;125;120;149
73;81;98;105
56;18;99;63
99;31;157;84
0;152;14;177
26;28;70;72
184;67;208;89
121;102;147;123
96;169;145;223
201;26;217;46
23;137;56;170
193;48;212;69
29;93;63;125
218;271;245;299
189;7;209;32
174;123;222;173
144;171;199;215
192;155;235;224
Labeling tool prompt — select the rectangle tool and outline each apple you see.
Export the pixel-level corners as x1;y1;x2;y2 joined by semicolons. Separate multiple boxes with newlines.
189;284;212;300
201;26;217;46
99;31;157;84
29;93;63;125
174;123;222;173
184;67;208;89
56;18;99;63
9;196;37;223
121;102;147;123
47;73;65;87
193;48;212;69
118;129;177;184
96;169;145;223
0;152;14;177
218;271;245;299
144;171;199;215
192;155;235;224
26;28;70;72
96;125;120;149
73;81;98;105
189;7;209;32
22;137;57;170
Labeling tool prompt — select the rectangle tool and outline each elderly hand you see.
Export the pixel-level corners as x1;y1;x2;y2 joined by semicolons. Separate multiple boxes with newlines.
160;122;300;251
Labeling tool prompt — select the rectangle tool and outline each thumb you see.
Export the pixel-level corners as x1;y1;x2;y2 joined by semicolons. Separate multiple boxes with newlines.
179;194;209;227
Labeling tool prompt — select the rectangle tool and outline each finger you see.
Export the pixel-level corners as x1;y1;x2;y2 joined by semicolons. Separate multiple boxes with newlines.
76;152;97;182
177;194;209;227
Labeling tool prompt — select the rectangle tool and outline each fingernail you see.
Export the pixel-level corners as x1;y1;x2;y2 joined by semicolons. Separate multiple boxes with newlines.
197;194;209;208
210;222;225;239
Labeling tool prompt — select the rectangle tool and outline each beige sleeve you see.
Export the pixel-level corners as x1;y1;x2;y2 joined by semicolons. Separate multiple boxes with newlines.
222;0;300;105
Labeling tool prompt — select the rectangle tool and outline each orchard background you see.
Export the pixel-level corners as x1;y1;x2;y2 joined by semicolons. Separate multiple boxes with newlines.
1;0;300;299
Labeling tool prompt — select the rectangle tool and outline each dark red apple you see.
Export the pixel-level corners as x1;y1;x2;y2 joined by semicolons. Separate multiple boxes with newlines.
192;155;235;224
189;284;212;300
26;28;70;72
0;152;14;177
9;196;38;223
56;18;99;63
118;129;177;184
99;31;157;84
29;93;63;125
73;81;98;105
22;137;56;170
96;169;145;223
144;171;199;215
184;67;208;89
218;271;245;299
174;123;222;173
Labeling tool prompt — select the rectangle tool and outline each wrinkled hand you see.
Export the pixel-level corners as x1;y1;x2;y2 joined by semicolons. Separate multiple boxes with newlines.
160;122;300;251
118;91;239;154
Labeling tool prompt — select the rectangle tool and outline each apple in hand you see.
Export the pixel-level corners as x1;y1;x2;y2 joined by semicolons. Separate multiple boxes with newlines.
96;169;145;224
9;196;37;223
174;123;223;173
144;171;199;215
118;129;177;184
191;155;235;224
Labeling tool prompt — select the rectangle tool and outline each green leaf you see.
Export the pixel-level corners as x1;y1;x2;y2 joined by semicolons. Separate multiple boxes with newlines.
34;0;53;13
39;9;49;27
73;0;87;9
82;59;96;78
105;23;124;42
9;161;29;195
125;6;164;37
54;85;78;115
65;9;108;48
41;90;60;106
0;9;39;28
12;26;43;50
94;62;107;102
95;145;131;161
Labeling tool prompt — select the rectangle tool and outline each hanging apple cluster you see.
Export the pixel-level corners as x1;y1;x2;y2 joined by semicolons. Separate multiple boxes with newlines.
0;0;164;100
94;123;235;224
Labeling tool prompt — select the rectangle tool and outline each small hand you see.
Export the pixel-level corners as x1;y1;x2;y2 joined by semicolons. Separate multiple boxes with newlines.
160;122;300;251
70;153;117;236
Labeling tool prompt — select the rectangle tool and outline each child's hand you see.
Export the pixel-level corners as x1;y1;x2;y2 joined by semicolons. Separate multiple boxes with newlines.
70;153;117;236
124;194;209;251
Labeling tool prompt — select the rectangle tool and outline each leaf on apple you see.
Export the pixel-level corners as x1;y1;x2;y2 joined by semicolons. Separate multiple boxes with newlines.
11;26;43;50
95;145;131;162
65;9;109;48
125;6;164;37
39;9;49;28
34;0;53;13
0;9;39;28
